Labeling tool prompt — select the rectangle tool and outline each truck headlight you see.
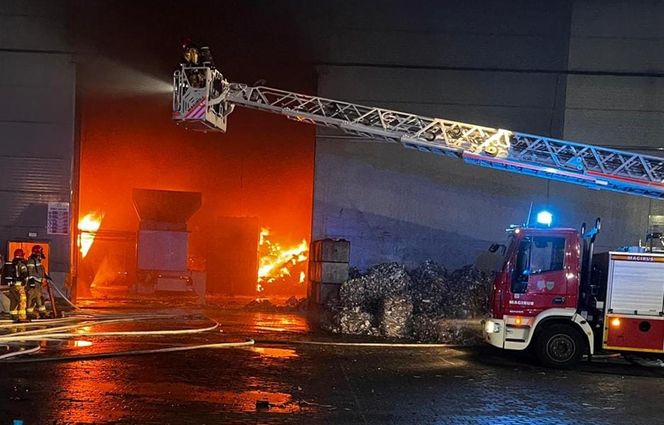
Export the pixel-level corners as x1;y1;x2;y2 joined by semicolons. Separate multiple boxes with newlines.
484;321;501;334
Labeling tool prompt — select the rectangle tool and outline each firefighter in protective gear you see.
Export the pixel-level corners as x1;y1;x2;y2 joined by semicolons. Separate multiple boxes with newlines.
180;39;207;88
181;39;200;65
3;249;29;322
26;245;48;319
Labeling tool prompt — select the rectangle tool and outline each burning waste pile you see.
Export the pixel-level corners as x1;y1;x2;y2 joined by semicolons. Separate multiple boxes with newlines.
321;261;492;344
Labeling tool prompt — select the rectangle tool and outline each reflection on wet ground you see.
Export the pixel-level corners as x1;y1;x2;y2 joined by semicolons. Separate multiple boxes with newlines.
251;346;299;358
1;302;664;424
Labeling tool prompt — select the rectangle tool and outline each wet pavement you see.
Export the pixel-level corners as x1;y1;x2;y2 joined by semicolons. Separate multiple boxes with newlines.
1;302;663;424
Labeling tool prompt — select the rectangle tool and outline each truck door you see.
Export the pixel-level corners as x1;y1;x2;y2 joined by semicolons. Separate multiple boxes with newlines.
510;235;571;314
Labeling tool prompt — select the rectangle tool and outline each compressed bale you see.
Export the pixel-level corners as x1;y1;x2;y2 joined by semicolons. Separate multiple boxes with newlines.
408;260;449;316
339;263;411;312
338;276;368;308
410;314;441;342
326;261;493;344
446;265;492;318
338;307;379;336
380;295;413;338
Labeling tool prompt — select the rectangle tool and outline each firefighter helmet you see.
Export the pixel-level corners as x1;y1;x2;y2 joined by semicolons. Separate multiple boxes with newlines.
181;39;200;65
31;245;45;259
183;46;199;65
13;248;25;259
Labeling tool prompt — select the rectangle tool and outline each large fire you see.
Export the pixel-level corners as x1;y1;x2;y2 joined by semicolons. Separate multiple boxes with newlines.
78;211;104;258
257;227;308;293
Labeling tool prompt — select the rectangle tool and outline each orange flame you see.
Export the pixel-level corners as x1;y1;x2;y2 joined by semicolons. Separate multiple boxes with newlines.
257;227;308;292
78;211;104;258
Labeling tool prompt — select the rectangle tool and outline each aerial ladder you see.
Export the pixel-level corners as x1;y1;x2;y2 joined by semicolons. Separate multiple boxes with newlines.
173;50;664;199
174;49;664;367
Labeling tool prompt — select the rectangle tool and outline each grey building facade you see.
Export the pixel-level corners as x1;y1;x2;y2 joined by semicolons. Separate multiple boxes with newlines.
310;0;661;270
0;1;76;285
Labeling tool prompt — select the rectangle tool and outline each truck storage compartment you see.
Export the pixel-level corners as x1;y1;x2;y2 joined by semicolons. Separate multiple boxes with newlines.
603;252;664;353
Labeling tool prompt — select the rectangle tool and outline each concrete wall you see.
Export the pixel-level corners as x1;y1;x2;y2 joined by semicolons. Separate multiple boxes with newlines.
311;0;659;270
0;0;75;273
311;1;574;270
563;0;663;244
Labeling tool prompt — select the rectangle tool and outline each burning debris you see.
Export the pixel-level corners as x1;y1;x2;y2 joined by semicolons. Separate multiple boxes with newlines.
78;211;104;258
321;261;492;344
244;296;308;312
256;227;308;294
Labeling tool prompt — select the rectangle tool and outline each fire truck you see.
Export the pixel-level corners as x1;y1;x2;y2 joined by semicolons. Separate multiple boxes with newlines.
173;46;664;367
483;217;664;367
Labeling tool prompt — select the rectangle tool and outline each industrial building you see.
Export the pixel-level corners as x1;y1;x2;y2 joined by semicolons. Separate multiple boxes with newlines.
3;1;662;299
3;1;664;423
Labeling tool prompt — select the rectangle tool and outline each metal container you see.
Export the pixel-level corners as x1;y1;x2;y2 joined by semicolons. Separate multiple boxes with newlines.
309;238;351;305
132;189;202;293
310;239;351;263
309;261;349;284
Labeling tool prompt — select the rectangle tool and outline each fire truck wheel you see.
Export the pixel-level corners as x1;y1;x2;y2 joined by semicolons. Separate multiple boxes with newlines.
535;323;584;368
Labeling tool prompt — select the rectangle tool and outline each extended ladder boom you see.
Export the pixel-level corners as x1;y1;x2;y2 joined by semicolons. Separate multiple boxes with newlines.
173;64;664;199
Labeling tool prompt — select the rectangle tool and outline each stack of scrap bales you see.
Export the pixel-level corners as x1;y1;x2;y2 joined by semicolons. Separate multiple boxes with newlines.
322;261;492;344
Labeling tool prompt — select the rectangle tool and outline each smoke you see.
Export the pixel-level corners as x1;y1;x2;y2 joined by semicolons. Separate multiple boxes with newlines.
79;56;173;97
91;255;127;288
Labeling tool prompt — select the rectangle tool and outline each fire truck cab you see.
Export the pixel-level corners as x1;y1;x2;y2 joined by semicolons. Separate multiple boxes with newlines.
483;216;664;367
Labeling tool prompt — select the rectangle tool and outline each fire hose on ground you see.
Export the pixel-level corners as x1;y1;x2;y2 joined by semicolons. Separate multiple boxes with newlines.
0;321;221;342
0;344;42;361
1;340;256;364
0;280;492;363
0;315;188;337
285;340;457;348
45;277;79;311
0;316;255;362
0;287;252;361
0;312;459;363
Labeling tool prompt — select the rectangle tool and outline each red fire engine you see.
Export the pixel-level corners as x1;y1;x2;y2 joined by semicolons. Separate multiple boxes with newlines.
173;46;664;367
484;216;664;367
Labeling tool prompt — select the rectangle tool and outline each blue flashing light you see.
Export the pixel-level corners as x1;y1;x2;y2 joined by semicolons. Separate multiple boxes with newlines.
536;210;553;227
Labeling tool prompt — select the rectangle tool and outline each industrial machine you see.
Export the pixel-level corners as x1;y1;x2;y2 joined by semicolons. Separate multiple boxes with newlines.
173;47;664;366
132;188;202;294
